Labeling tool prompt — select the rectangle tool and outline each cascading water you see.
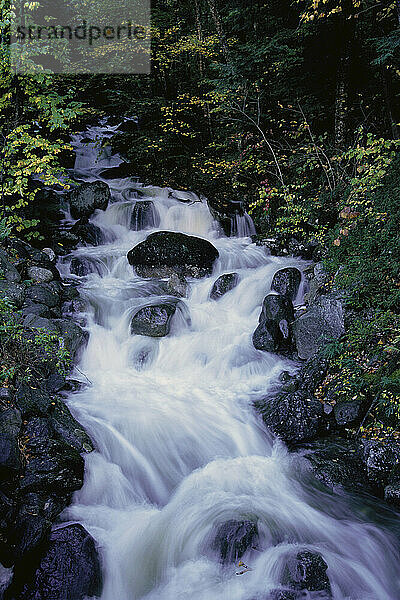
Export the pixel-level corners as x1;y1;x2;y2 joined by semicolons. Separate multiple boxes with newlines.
60;122;400;600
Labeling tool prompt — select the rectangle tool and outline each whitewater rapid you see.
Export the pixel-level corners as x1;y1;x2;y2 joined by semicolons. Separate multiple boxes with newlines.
59;122;400;600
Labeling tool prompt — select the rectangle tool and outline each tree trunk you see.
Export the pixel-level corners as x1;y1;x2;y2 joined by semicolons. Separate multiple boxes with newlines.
205;0;229;61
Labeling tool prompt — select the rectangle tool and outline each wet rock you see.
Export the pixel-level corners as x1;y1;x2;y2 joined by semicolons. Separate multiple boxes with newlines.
71;218;104;246
42;248;56;263
252;294;294;354
0;409;22;478
257;391;326;446
100;162;135;179
299;437;374;495
57;231;80;251
10;513;51;562
70;256;94;276
0;491;14;566
362;440;400;488
384;464;400;508
53;319;89;362
210;273;239;300
212;520;258;563
333;398;365;427
276;551;332;600
68;181;111;219
131;301;179;337
127;231;219;278
19;435;84;496
25;283;60;309
130;201;159;231
0;282;25;308
271;268;301;302
293;294;345;360
305;262;329;304
0;249;21;283
207;198;244;237
11;524;102;600
15;382;53;417
166;273;188;298
21;302;52;319
26;267;53;283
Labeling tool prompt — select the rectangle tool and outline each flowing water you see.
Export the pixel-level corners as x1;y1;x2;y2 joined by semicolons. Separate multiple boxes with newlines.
60;122;400;600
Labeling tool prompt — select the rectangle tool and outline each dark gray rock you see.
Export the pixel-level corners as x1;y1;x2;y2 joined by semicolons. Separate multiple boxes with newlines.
11;524;102;600
71;218;104;246
53;319;89;361
305;262;329;304
271;268;301;302
26;267;53;283
0;409;22;478
70;256;94;276
131;302;179;337
253;294;294;354
333;399;365;427
68;181;111;219
384;463;400;509
277;551;332;600
293;294;345;360
299;438;374;495
130;201;160;231
362;440;400;488
19;436;84;496
21;302;52;318
127;231;219;278
0;249;21;283
25;283;60;309
165;273;188;298
15;383;53;417
0;282;25;308
10;513;51;562
257;391;326;446
210;273;239;300
212;520;258;563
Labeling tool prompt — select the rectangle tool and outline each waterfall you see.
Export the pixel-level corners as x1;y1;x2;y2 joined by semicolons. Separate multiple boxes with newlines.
60;122;400;600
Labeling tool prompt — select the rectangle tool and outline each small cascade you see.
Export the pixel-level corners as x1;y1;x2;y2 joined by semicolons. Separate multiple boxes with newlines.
58;121;400;600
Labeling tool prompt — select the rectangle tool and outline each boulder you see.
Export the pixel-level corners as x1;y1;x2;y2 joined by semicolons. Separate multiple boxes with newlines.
0;409;22;478
70;256;94;276
25;283;61;309
21;303;53;319
0;249;21;283
165;273;188;298
53;319;89;362
293;294;345;360
271;268;301;302
0;281;25;308
71;218;104;246
130;201;160;231
212;520;258;563
252;294;294;354
131;301;179;337
299;438;374;495
10;512;51;562
11;524;102;600
256;391;326;446
19;435;84;496
275;551;332;600
362;440;400;488
68;181;111;219
127;231;219;278
210;273;239;300
384;464;400;508
42;248;56;263
333;398;365;427
27;267;54;283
